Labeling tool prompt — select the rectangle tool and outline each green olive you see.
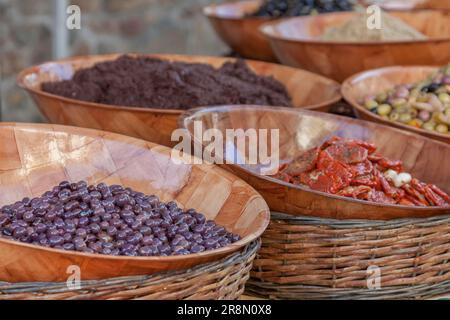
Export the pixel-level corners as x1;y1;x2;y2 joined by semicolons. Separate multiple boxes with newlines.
423;122;436;131
445;108;450;117
392;98;407;108
435;112;450;126
438;93;450;104
377;104;392;116
399;113;412;123
436;124;449;134
376;92;388;103
365;99;378;110
389;112;400;121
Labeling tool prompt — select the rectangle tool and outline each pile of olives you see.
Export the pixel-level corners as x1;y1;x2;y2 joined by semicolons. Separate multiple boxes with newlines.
0;181;240;257
253;0;355;18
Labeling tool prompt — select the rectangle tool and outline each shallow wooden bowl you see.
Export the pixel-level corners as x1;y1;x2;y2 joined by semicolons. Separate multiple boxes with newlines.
342;65;449;143
180;105;450;220
203;0;276;62
0;123;269;282
17;53;341;147
260;10;450;81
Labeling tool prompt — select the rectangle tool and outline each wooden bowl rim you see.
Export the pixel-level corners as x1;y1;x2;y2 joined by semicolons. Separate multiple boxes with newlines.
341;65;450;141
260;10;450;46
203;0;271;21
17;53;342;112
179;105;450;212
0;122;270;264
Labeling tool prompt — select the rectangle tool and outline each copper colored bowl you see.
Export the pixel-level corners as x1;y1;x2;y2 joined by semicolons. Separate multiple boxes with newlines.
17;54;341;147
203;0;276;62
0;123;269;282
342;65;449;144
261;10;450;82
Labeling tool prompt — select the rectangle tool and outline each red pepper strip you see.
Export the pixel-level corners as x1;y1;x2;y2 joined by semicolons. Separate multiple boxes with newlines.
402;183;430;206
429;184;450;203
403;194;427;206
424;186;446;206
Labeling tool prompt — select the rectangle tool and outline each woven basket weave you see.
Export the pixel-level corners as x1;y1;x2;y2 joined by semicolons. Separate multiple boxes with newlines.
246;212;450;300
0;240;260;300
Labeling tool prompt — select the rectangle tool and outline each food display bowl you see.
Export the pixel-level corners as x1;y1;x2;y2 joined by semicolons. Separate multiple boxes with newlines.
0;123;269;282
17;54;341;147
341;65;449;144
0;240;260;300
180;105;450;220
203;0;276;62
260;10;450;81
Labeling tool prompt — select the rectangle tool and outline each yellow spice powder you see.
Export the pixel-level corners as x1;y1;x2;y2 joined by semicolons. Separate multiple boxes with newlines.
320;11;427;42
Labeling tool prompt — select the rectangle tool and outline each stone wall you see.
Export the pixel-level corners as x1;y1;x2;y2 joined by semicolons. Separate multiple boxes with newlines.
0;0;228;122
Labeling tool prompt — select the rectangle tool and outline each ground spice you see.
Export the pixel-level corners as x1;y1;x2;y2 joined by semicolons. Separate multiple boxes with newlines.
320;10;427;42
42;55;292;110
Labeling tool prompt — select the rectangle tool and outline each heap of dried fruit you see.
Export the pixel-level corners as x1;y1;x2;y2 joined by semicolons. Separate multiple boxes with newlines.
275;136;450;206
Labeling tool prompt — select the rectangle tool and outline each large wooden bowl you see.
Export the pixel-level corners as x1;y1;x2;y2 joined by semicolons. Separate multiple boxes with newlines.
342;65;449;144
180;105;450;220
17;54;341;147
260;10;450;81
203;0;276;62
0;123;269;282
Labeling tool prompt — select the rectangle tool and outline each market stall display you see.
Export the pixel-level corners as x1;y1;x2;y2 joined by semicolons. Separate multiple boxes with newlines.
342;65;450;143
260;10;450;81
8;0;450;301
0;123;269;282
17;54;340;147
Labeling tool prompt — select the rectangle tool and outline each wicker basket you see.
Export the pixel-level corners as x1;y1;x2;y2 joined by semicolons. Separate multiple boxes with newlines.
246;212;450;300
0;240;260;300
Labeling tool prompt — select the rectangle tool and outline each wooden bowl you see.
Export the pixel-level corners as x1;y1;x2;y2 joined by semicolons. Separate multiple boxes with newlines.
342;65;449;144
180;105;450;220
203;0;276;62
17;54;341;147
260;10;450;82
0;123;269;282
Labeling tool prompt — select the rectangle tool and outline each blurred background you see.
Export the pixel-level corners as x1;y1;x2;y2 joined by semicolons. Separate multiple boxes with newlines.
0;0;229;122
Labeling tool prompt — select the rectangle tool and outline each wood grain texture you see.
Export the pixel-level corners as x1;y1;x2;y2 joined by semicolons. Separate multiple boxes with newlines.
17;54;341;147
261;10;450;81
341;65;449;144
203;0;276;62
0;123;270;283
180;105;450;220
